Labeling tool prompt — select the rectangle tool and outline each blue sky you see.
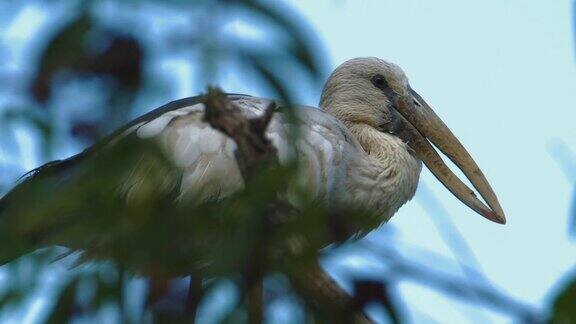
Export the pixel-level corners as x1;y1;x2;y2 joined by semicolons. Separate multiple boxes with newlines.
281;0;576;322
1;0;576;323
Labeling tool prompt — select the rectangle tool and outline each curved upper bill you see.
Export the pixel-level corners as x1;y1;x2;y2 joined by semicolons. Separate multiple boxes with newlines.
383;85;505;224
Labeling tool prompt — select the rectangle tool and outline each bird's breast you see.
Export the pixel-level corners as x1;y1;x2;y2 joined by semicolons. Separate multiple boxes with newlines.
345;126;423;225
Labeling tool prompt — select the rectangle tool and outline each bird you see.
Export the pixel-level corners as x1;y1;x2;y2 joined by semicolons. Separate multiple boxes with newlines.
0;57;505;267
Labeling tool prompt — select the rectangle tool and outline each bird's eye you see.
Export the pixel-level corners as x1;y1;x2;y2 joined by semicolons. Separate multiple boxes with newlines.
371;74;387;90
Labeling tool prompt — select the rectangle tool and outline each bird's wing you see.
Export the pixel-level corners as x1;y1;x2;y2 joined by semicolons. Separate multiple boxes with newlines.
0;94;363;218
124;95;363;204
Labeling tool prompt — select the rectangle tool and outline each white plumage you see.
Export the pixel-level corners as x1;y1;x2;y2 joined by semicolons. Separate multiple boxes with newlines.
124;94;421;225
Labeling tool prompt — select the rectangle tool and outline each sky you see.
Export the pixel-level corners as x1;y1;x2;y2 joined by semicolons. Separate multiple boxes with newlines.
280;0;576;322
1;0;576;323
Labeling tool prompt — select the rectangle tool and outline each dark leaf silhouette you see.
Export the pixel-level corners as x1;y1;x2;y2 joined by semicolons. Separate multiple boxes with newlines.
551;275;576;324
32;13;92;103
353;280;401;324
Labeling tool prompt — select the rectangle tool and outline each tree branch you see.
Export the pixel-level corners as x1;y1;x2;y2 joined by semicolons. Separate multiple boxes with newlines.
289;261;373;324
203;87;373;323
203;86;279;181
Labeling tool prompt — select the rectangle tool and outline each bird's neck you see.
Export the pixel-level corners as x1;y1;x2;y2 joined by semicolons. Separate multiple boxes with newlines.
346;123;422;221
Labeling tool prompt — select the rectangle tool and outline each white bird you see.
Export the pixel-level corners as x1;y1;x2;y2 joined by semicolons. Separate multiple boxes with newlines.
0;57;505;262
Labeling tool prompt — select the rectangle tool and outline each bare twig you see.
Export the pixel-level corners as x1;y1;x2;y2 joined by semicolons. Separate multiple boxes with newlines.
248;278;264;324
289;261;373;324
203;86;279;181
204;87;277;323
186;275;203;323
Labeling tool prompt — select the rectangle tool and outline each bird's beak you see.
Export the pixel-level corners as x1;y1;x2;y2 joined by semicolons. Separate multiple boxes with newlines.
381;84;505;224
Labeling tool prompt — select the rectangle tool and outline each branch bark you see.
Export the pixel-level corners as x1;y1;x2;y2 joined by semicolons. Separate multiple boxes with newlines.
289;261;373;324
203;87;279;181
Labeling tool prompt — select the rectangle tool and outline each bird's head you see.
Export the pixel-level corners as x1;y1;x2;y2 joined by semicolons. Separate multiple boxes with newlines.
320;57;409;129
320;57;506;224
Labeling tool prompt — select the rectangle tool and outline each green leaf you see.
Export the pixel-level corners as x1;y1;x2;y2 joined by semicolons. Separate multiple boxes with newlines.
550;275;576;323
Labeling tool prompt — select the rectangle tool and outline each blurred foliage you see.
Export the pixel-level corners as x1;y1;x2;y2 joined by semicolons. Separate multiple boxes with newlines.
0;0;567;323
548;140;576;324
551;275;576;324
